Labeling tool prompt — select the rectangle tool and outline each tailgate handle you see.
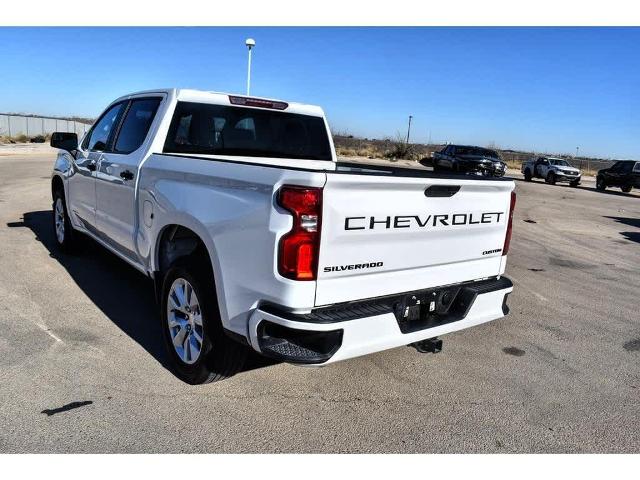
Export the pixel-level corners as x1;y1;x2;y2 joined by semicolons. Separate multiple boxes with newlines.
424;185;460;197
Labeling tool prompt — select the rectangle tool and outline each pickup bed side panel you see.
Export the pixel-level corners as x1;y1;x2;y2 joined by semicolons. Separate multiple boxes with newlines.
137;154;327;336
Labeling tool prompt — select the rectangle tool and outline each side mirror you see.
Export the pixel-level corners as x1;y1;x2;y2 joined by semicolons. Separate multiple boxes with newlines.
51;132;78;153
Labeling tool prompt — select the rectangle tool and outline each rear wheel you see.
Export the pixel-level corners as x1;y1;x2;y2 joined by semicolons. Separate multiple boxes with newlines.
596;176;606;191
160;260;247;384
546;171;556;185
621;186;632;193
52;189;76;252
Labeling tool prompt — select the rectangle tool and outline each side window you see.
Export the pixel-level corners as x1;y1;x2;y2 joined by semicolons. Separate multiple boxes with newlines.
610;162;621;172
620;162;634;174
634;162;640;173
449;146;456;156
83;102;125;151
114;98;162;154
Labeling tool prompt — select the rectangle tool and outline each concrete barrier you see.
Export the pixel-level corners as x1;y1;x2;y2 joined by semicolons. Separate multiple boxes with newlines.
0;113;91;138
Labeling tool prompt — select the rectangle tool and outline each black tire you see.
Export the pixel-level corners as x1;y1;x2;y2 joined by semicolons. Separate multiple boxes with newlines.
596;176;606;191
524;169;532;182
621;186;632;193
52;189;76;253
546;171;556;185
570;180;579;188
160;259;247;384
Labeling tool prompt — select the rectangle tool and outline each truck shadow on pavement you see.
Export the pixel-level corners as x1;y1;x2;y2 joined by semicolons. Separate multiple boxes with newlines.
8;210;279;381
604;216;640;245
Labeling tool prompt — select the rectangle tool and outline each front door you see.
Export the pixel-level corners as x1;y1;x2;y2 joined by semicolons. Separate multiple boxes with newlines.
67;102;125;230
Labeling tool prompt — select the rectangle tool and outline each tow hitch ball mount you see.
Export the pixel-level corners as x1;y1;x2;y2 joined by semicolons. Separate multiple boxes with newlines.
410;337;443;354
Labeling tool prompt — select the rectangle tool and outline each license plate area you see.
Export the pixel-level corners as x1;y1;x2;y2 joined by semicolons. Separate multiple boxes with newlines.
392;286;473;334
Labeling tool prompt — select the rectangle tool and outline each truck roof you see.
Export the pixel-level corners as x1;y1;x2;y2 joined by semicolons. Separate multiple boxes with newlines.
112;88;326;118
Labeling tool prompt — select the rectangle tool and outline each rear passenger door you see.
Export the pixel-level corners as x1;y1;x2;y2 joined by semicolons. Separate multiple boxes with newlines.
606;162;622;186
441;146;454;168
537;159;549;177
619;161;634;184
95;96;163;260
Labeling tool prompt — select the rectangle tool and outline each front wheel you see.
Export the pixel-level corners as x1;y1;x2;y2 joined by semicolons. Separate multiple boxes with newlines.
160;261;247;384
524;169;532;182
546;171;556;185
52;190;76;252
596;176;606;191
621;186;632;193
570;180;580;187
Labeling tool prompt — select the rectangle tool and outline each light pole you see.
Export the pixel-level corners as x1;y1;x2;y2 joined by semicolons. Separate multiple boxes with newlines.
406;115;413;144
576;146;579;158
245;38;255;95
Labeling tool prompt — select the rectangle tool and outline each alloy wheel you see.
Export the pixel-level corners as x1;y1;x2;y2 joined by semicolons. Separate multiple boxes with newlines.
166;277;205;365
54;198;65;244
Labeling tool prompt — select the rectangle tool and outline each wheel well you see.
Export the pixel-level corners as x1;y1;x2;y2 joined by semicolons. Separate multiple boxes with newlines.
51;175;64;199
157;225;211;276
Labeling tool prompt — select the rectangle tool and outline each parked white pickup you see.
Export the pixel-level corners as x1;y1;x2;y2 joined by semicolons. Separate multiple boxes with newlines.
521;156;582;186
50;89;515;384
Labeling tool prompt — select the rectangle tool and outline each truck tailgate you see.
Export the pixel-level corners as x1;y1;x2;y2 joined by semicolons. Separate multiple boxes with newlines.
315;172;514;306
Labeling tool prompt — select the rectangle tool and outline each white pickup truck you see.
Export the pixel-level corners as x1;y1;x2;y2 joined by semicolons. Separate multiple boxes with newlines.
50;89;515;384
521;156;582;186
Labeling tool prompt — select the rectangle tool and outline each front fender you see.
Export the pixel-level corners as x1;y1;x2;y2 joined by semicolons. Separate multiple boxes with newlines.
51;151;73;208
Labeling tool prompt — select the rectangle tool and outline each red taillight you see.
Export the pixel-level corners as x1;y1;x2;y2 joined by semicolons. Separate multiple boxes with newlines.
502;190;516;255
277;186;323;280
229;95;288;110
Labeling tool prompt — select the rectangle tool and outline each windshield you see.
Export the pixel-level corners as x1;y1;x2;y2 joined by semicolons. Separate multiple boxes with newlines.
164;101;332;161
455;146;499;159
549;159;571;167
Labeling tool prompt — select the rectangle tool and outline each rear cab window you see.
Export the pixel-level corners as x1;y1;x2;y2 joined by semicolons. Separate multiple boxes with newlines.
163;101;332;161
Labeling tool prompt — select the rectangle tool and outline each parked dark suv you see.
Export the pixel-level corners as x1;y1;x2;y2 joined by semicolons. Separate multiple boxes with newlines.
596;160;640;193
427;145;507;177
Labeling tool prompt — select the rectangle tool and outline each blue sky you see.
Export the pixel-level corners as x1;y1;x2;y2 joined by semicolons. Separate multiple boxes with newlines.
0;27;638;158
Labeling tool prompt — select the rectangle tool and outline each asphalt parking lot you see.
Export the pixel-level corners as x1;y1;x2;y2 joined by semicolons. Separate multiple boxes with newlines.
0;152;638;453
